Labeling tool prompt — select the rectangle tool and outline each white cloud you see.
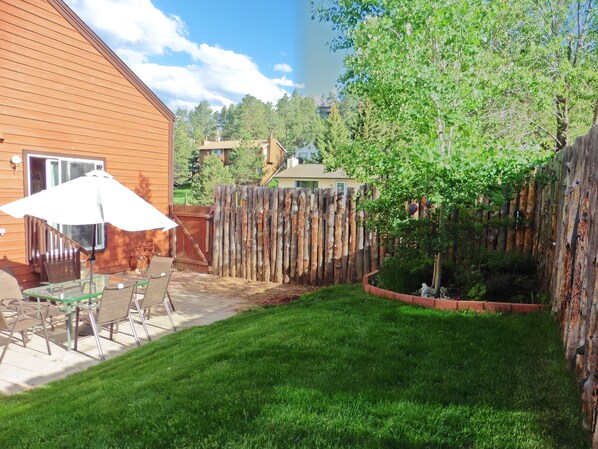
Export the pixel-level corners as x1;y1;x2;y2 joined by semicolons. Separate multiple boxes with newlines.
65;0;295;110
273;63;293;73
272;77;305;89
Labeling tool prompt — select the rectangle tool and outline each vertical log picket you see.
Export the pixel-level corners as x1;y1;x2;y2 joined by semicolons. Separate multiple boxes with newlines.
317;188;325;284
310;190;319;285
333;191;344;284
276;188;284;283
348;188;357;283
257;188;264;281
302;190;311;285
297;190;305;283
325;189;335;285
212;186;221;275
229;186;236;278
283;188;291;283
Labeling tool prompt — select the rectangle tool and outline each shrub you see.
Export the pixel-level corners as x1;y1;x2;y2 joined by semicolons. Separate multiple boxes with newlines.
467;283;487;301
378;255;434;294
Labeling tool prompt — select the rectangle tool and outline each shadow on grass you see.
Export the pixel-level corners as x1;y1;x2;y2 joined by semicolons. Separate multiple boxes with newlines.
0;285;589;449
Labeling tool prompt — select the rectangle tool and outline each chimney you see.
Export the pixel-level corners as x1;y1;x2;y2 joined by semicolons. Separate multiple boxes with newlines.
287;156;299;168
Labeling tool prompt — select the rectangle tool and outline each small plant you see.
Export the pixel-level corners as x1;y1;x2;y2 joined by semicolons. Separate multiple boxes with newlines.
467;282;487;301
377;254;434;294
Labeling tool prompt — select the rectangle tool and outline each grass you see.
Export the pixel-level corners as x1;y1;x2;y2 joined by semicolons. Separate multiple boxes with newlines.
0;285;589;448
173;181;193;205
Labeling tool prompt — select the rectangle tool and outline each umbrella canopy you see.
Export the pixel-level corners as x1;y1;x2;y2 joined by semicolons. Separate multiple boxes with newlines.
0;170;176;232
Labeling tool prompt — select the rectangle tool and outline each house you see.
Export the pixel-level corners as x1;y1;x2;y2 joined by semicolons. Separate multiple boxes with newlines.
0;0;175;287
274;159;363;193
198;136;286;185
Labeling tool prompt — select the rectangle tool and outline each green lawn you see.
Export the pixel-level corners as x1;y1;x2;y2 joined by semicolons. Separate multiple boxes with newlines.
0;285;589;448
173;181;192;205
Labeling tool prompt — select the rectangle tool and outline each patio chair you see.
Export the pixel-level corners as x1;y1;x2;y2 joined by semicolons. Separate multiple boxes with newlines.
0;269;25;302
43;259;80;284
40;260;83;330
74;283;140;361
145;256;176;311
133;271;176;341
0;271;52;365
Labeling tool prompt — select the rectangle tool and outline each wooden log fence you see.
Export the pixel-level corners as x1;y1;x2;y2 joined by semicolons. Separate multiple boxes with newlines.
212;183;544;286
530;126;598;442
212;185;382;285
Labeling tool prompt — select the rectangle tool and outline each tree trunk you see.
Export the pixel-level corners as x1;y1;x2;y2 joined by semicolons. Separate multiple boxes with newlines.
433;252;443;297
556;95;569;151
593;100;598;126
432;204;445;297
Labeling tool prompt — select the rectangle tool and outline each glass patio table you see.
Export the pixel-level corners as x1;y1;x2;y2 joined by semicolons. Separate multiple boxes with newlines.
24;273;148;351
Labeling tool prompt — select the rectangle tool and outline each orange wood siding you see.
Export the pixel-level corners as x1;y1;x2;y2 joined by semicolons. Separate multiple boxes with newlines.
0;0;174;281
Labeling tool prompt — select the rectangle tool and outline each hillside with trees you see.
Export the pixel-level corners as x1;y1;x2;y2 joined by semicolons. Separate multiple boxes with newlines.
174;91;326;204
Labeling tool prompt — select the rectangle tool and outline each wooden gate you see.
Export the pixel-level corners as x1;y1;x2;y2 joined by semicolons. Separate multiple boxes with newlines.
170;205;212;273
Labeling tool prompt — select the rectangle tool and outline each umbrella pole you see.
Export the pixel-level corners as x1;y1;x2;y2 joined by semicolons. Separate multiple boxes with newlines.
89;223;96;291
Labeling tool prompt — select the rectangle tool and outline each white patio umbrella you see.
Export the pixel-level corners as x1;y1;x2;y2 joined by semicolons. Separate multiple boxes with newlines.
0;170;177;284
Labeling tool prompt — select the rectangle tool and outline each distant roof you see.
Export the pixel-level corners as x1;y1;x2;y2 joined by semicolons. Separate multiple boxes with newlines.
199;140;267;150
275;164;351;179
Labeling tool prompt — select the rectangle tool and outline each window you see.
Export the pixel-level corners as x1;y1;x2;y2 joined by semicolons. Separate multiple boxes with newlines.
295;180;319;190
336;182;346;193
27;154;105;251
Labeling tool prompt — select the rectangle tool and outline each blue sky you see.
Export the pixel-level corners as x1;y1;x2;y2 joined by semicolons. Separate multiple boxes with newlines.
64;0;345;112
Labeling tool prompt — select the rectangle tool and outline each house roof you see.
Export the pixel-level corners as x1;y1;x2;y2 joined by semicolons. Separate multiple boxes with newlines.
48;0;174;122
199;140;267;151
275;164;351;179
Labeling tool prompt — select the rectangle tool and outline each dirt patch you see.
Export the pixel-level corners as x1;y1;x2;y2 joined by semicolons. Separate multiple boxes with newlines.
169;271;317;309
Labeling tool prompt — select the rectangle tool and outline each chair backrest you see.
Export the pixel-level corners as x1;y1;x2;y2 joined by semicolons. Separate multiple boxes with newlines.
0;270;24;331
146;256;174;276
140;271;172;309
96;283;136;326
0;270;24;302
44;259;80;284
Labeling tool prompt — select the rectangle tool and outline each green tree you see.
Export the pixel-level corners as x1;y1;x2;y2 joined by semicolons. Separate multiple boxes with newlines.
218;96;275;141
317;104;351;165
191;154;234;206
229;142;264;185
189;100;218;143
217;104;237;140
315;0;553;294
173;108;196;186
275;90;323;152
235;95;275;140
451;0;598;152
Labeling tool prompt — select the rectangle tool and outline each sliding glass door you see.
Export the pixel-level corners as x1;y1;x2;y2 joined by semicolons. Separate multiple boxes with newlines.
28;155;105;250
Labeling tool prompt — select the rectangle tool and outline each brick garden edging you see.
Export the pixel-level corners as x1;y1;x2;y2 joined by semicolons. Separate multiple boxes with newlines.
362;271;547;314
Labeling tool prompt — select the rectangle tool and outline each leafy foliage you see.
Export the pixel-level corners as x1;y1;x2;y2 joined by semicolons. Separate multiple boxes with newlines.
189;100;218;143
191;154;233;206
275;90;324;152
229;142;264;185
313;0;565;289
173;109;196;186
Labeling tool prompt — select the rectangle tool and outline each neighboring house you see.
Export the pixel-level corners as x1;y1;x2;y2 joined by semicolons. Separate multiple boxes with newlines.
274;160;363;193
316;98;333;118
295;144;320;163
198;136;286;185
0;0;175;286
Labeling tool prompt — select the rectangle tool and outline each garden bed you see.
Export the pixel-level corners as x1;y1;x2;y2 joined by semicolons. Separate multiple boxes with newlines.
363;271;547;314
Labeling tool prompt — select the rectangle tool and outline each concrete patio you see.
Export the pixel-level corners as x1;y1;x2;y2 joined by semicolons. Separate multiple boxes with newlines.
0;271;306;395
